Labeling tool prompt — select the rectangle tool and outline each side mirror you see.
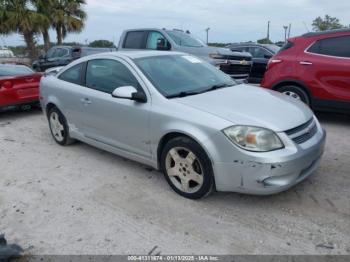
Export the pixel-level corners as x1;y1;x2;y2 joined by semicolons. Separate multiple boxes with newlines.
44;66;63;76
264;54;273;59
112;86;147;103
157;38;170;51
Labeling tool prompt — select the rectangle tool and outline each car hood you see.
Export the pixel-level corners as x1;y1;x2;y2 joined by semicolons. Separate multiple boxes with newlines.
177;45;252;60
174;84;313;132
206;46;251;57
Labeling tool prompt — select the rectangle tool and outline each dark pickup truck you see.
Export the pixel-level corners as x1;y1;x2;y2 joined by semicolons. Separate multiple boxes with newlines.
118;28;253;80
32;46;116;72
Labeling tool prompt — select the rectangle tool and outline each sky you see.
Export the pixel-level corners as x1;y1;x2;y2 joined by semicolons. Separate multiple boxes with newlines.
1;0;349;47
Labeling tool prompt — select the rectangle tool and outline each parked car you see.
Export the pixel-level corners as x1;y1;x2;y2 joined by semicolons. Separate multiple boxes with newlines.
32;46;116;72
228;43;280;83
261;29;350;114
118;28;252;81
0;64;42;110
0;48;15;58
40;51;326;199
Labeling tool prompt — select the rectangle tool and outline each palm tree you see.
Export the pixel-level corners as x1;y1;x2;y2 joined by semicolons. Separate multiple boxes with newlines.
52;0;87;45
0;0;46;60
32;0;54;51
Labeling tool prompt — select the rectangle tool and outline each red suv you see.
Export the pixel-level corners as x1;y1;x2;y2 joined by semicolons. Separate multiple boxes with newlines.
261;29;350;114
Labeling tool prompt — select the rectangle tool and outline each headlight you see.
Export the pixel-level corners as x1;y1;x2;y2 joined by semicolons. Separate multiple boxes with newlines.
209;53;224;59
223;126;284;152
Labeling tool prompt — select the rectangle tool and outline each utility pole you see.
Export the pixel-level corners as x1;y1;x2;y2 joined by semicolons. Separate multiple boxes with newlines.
205;28;210;44
288;23;291;38
283;26;288;42
267;21;270;42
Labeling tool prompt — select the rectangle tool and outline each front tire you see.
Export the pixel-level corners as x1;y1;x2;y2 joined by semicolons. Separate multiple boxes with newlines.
160;137;214;199
278;85;310;106
48;107;75;146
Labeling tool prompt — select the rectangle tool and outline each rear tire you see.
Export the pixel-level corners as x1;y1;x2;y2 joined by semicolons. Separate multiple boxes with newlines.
48;107;75;146
278;85;310;106
160;137;214;199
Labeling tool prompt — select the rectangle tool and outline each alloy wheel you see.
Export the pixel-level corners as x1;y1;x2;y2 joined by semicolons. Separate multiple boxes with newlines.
165;147;204;194
49;112;65;142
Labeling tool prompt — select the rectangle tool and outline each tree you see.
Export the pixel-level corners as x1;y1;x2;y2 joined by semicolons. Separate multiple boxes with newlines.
51;0;87;45
0;0;46;60
32;0;54;51
312;15;344;32
89;40;115;48
257;38;273;44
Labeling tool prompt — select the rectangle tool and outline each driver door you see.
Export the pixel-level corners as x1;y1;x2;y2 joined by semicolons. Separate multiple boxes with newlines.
146;31;171;50
247;47;272;80
79;58;151;158
41;47;58;70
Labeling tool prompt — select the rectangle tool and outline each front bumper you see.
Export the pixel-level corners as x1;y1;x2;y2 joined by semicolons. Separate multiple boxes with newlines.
211;127;326;195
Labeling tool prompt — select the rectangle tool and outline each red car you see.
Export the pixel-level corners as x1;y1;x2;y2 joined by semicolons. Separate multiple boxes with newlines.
0;64;42;110
261;29;350;114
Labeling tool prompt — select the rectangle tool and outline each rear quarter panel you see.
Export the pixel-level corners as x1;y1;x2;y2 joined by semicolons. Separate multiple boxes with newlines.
0;73;41;107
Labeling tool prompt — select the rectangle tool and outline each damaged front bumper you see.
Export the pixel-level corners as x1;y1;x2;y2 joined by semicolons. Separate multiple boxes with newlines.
209;125;326;195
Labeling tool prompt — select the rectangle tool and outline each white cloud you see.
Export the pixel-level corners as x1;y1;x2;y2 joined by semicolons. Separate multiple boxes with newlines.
1;0;349;46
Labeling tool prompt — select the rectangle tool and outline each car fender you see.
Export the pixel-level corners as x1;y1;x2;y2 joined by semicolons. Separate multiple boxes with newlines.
271;78;314;100
154;121;223;168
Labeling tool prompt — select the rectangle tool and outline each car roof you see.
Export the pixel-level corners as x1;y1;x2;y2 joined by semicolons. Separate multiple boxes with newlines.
230;42;258;46
123;28;166;32
86;51;186;60
229;42;277;47
302;28;350;37
0;63;30;69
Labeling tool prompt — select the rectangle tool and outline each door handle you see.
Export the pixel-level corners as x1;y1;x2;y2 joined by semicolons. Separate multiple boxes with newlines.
299;61;313;65
25;78;35;82
80;98;92;105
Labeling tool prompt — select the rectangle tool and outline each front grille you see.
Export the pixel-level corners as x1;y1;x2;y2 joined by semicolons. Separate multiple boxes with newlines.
219;64;251;75
285;118;314;136
221;55;252;61
285;118;318;144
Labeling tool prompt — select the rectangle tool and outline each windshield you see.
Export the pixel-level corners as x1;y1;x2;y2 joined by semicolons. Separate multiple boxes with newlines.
265;44;280;54
166;31;204;48
134;55;236;98
0;65;34;77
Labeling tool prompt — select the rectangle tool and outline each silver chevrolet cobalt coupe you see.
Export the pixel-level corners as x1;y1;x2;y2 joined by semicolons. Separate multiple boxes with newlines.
40;51;326;199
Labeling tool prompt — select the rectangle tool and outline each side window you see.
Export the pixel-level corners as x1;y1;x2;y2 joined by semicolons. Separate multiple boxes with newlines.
86;59;140;94
248;47;270;58
46;48;56;58
146;31;170;50
308;36;350;58
123;31;146;49
58;63;83;85
230;46;245;52
56;48;69;58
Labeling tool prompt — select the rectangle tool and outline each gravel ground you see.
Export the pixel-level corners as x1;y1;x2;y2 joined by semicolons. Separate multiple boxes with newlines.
0;109;349;255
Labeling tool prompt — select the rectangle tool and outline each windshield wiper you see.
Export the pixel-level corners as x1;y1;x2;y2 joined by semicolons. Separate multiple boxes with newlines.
166;91;200;99
201;83;232;93
166;83;233;99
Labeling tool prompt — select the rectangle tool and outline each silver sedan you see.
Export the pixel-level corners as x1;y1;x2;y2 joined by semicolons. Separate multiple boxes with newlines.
40;51;326;199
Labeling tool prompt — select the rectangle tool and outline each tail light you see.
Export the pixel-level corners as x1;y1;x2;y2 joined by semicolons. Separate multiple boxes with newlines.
266;59;283;70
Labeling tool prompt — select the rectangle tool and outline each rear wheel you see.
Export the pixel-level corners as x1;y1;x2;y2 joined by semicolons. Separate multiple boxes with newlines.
48;107;75;146
278;85;310;106
161;137;214;199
